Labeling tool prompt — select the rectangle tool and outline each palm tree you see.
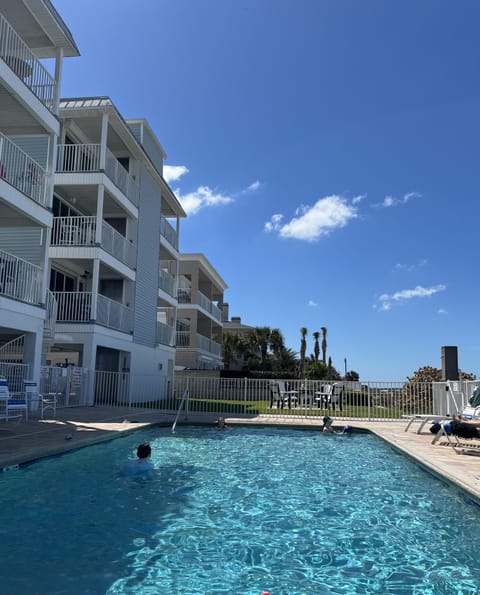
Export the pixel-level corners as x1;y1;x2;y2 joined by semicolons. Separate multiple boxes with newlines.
299;327;308;377
250;326;272;370
321;326;328;364
221;332;238;370
269;328;285;358
313;331;320;362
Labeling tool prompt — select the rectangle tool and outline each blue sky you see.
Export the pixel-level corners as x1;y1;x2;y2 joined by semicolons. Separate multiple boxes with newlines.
53;0;480;381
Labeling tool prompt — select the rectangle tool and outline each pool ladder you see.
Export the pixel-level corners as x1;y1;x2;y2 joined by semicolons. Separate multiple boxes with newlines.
172;383;189;433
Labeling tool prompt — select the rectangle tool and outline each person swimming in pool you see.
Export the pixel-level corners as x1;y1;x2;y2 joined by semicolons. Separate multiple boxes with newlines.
124;442;154;476
322;416;352;435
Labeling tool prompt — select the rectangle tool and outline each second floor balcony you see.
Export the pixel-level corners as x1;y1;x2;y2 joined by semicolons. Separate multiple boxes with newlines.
0;131;47;207
176;331;222;357
51;216;136;269
156;321;175;347
177;287;222;322
56;144;139;207
53;291;133;334
0;249;42;305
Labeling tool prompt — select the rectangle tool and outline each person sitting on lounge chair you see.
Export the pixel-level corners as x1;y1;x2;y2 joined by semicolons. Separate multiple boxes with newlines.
450;416;480;439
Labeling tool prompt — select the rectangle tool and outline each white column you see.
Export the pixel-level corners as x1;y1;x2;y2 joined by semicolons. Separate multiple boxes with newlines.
99;113;108;170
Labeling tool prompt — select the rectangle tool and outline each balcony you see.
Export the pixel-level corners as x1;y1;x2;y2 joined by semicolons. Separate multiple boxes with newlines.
175;331;221;356
53;291;133;334
0;14;56;111
0;131;47;206
156;321;175;347
158;268;177;298
197;291;222;322
0;249;42;304
56;144;139;207
51;216;136;269
160;217;178;250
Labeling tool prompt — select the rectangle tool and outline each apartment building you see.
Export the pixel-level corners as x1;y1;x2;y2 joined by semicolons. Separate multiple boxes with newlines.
176;254;227;370
49;97;186;402
0;0;79;383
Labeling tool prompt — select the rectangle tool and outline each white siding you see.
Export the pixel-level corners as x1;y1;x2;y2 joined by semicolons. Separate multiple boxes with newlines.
0;228;44;266
132;164;161;346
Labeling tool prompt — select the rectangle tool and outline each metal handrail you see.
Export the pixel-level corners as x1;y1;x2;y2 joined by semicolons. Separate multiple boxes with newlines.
172;383;189;433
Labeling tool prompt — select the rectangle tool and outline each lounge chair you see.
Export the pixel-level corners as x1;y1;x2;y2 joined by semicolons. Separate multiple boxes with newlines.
432;419;480;456
0;376;28;421
404;414;452;434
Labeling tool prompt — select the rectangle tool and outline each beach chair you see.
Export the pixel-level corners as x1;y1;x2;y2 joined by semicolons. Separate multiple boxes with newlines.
404;414;452;434
0;376;28;421
432;419;480;456
277;381;298;409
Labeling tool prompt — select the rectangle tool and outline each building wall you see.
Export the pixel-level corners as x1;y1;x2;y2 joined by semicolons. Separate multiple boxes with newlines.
132;163;162;346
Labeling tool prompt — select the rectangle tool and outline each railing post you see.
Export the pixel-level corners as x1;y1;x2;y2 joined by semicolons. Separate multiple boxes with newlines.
244;377;247;414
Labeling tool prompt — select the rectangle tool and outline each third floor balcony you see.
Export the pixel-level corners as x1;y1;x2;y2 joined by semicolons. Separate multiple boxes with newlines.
56;144;139;207
0;13;57;112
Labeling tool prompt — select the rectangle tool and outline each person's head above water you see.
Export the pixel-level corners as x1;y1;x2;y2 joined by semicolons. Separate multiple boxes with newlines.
322;416;333;426
137;443;151;460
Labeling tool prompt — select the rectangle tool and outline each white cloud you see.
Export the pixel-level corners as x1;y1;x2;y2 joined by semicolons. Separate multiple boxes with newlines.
264;213;284;232
375;191;421;208
264;195;358;242
247;180;261;192
176;186;234;216
394;259;428;272
375;284;446;311
352;193;367;205
437;308;448;315
163;165;189;184
308;300;318;307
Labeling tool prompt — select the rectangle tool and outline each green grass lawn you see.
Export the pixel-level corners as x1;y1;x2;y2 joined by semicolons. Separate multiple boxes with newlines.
154;397;402;420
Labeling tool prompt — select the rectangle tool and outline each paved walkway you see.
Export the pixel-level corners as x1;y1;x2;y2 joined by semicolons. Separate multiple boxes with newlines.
1;409;479;505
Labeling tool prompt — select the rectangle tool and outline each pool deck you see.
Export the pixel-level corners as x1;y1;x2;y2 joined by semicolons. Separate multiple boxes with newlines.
1;408;480;505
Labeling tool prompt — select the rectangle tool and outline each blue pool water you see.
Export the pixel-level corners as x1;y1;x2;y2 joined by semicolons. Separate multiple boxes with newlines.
0;425;479;594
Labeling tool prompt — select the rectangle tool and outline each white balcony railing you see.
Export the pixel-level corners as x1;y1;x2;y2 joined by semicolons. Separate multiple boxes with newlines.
53;291;133;334
51;216;136;269
53;291;92;322
105;147;139;206
0;249;42;304
97;294;133;333
0;132;47;206
197;333;222;356
56;144;139;207
156;322;175;346
56;143;100;172
101;221;136;269
198;290;222;322
175;331;221;356
158;268;177;297
160;217;178;250
0;13;56;111
175;330;191;347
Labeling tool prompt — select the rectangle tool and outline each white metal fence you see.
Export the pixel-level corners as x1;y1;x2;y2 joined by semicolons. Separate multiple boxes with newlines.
85;374;480;422
1;361;477;422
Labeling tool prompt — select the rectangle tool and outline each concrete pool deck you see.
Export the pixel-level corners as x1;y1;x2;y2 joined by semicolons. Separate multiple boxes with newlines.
1;408;479;505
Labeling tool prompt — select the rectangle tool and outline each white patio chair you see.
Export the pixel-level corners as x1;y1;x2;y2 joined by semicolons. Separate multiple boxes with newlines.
0;376;28;421
277;381;298;408
23;379;57;419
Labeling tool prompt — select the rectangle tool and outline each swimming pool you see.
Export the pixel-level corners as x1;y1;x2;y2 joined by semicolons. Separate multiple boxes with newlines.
0;425;479;594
